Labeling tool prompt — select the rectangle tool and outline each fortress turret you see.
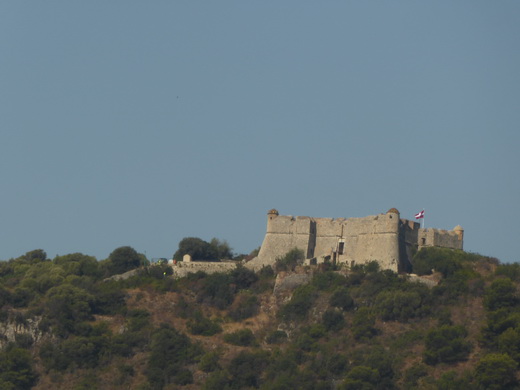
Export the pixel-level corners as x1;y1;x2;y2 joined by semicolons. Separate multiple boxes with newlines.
387;207;400;215
268;208;279;220
267;209;279;232
453;225;464;249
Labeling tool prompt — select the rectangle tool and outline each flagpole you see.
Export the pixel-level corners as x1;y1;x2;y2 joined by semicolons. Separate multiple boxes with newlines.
422;208;425;229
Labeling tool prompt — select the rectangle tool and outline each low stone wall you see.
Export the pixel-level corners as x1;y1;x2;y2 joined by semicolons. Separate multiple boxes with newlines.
171;261;238;278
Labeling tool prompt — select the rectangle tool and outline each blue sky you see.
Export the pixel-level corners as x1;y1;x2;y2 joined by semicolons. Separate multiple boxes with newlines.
1;2;519;263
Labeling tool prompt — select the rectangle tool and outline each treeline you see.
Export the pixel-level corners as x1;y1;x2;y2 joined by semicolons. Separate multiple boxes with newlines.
0;245;519;389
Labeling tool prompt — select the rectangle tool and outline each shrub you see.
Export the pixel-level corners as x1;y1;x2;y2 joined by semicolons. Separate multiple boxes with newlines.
312;271;347;291
146;324;200;389
484;278;518;311
375;290;428;322
0;346;38;390
352;307;377;341
44;284;95;336
223;328;257;347
475;353;518;390
195;272;235;309
266;330;288;344
228;292;259;321
278;284;317;321
340;366;380;390
329;287;354;311
230;265;258;290
199;351;221;373
187;312;222;336
275;248;305;272
322;309;345;331
402;363;428;389
423;325;472;365
107;246;144;276
412;247;463;277
227;350;269;389
435;370;472;390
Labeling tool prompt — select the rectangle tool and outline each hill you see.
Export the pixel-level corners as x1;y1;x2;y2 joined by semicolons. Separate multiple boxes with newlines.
0;247;519;389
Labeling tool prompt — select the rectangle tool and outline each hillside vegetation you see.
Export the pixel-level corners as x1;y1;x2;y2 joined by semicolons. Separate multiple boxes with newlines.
0;246;519;389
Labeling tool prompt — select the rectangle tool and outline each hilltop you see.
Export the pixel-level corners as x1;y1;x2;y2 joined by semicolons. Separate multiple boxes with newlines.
0;246;519;389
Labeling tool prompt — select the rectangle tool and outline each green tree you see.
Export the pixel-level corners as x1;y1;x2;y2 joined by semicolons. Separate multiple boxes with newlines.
423;325;472;365
107;246;144;275
174;237;224;261
146;324;199;389
340;366;380;390
0;346;38;389
475;353;518;390
484;278;518;311
352;307;377;341
275;248;305;272
227;350;269;389
330;287;354;311
53;253;101;278
209;238;233;259
22;249;47;263
44;284;95;336
223;328;257;347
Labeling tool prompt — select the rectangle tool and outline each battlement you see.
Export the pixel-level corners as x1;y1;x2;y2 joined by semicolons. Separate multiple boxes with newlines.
247;208;464;273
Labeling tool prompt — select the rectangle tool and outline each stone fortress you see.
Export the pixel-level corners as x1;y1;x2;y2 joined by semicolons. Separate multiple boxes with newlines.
246;208;464;273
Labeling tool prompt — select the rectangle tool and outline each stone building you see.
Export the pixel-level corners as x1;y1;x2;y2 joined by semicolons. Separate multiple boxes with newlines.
246;208;464;273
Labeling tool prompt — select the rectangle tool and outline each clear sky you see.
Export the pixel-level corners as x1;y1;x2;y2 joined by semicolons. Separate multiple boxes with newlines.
1;2;519;263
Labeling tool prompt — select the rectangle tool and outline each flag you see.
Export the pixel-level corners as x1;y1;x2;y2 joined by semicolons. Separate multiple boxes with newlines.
415;210;425;219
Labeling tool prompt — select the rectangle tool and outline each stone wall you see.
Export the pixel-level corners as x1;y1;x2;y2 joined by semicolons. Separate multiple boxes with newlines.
418;228;463;251
171;261;237;278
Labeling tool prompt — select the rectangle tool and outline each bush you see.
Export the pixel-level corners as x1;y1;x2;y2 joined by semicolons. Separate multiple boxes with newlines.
146;324;200;389
266;330;287;344
375;289;429;322
275;248;305;272
475;353;518;390
423;325;472;365
228;292;259;321
195;272;235;309
484;278;518;311
199;351;221;373
352;307;377;341
329;287;354;311
312;271;347;291
173;237;232;261
322;309;345;331
107;246;144;275
44;284;95;336
412;247;464;277
227;350;269;389
340;366;380;390
402;363;428;389
435;370;472;390
278;284;317;321
0;346;38;390
187;312;222;336
223;328;257;347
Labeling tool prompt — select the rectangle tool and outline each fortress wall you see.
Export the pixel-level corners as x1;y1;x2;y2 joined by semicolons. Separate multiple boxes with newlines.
312;218;347;256
341;233;400;272
399;219;420;273
312;213;401;272
171;261;237;279
256;215;314;266
418;229;462;250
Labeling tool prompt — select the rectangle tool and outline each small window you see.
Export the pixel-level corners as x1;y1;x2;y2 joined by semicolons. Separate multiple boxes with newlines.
338;242;345;255
421;238;426;245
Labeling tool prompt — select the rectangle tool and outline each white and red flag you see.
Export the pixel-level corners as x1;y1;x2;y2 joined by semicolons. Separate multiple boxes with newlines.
415;210;425;219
